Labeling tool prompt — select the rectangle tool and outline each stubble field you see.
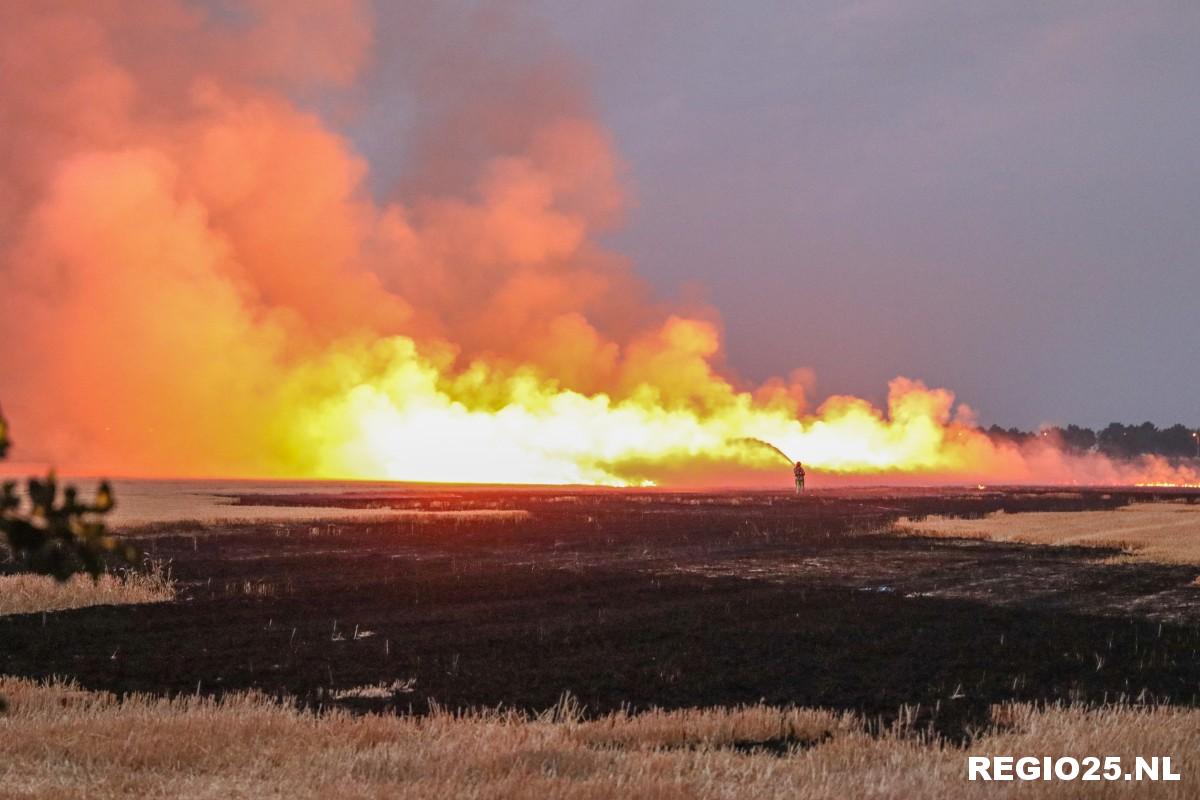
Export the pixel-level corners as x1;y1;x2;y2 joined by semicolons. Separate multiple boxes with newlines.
3;483;1200;796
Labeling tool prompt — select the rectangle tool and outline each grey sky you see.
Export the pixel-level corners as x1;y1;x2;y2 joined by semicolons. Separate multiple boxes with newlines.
357;1;1200;428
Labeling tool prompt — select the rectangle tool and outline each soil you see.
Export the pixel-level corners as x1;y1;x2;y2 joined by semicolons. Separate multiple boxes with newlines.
3;485;1200;739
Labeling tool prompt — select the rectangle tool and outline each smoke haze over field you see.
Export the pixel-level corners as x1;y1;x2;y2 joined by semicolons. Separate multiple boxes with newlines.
0;1;1195;487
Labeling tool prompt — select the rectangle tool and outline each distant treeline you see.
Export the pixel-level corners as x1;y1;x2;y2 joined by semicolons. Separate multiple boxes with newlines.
982;422;1199;459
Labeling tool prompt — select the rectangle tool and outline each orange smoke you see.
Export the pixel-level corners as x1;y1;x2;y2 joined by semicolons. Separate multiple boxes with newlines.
0;2;1193;488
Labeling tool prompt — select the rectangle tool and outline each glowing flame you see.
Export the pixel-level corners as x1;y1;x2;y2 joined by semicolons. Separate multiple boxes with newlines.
277;347;1199;487
1135;483;1200;489
293;353;982;485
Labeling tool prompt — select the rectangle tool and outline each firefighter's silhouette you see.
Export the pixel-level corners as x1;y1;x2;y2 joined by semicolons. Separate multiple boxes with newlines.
793;461;806;494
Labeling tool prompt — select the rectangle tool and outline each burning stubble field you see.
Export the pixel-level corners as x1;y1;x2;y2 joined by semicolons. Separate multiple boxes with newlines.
5;484;1200;797
6;487;1200;713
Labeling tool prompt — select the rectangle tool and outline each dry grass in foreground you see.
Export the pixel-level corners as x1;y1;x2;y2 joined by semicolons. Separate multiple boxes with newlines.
0;563;174;617
0;677;1197;798
896;502;1200;567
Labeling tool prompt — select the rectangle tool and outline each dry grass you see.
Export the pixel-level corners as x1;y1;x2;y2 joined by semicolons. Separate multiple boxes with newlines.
896;502;1200;566
0;563;175;617
331;678;417;701
0;676;1196;798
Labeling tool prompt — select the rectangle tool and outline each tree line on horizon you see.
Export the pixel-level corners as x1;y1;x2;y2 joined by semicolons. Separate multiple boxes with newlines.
982;422;1199;459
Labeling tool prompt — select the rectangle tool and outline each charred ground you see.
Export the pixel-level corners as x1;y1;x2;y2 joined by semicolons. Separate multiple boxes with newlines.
3;486;1200;739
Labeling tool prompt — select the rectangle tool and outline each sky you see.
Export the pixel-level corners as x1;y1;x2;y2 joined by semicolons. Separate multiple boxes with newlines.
2;0;1198;484
353;0;1200;429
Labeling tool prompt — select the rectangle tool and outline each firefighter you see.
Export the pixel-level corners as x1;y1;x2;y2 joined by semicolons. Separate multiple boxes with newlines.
793;461;806;494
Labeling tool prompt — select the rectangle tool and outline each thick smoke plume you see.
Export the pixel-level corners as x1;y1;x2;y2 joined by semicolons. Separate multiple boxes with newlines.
0;1;1194;487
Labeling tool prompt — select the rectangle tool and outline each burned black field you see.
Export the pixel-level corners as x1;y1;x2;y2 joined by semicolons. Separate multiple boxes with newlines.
5;486;1200;738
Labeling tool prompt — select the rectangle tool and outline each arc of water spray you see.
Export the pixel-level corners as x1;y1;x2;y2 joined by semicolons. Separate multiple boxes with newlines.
730;437;794;465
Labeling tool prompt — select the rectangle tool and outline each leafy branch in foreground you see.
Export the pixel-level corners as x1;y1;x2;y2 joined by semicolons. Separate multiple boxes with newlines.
0;409;136;580
0;408;139;714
